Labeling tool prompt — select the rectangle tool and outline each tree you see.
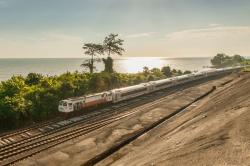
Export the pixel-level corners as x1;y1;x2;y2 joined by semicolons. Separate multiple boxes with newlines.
82;43;103;73
211;53;246;67
143;66;150;76
232;54;245;64
184;70;192;74
0;76;31;128
102;33;125;73
211;53;228;67
25;73;43;86
161;66;172;77
102;57;114;73
177;70;183;76
150;68;163;78
171;69;177;75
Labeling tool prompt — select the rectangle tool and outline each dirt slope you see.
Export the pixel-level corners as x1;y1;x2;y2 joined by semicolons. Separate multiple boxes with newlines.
98;73;250;166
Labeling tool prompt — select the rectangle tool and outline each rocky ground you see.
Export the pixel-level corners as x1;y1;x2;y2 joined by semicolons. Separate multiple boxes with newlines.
17;72;250;166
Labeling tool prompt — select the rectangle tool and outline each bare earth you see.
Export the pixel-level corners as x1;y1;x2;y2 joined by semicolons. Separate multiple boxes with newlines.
17;72;250;166
98;72;250;166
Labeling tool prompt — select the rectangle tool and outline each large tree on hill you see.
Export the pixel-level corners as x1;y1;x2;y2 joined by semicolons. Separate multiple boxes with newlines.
81;43;103;73
102;33;125;73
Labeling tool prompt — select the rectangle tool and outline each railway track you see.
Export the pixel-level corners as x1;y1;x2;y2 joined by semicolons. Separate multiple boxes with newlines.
0;84;193;166
0;73;231;166
0;89;168;150
0;117;62;139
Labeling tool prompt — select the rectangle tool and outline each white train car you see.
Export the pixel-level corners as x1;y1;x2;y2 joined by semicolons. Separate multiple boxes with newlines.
112;83;149;103
206;69;217;77
152;77;177;91
175;74;195;85
192;71;206;80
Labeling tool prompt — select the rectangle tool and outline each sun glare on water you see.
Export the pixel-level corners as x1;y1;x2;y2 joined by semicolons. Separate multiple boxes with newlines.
114;57;167;73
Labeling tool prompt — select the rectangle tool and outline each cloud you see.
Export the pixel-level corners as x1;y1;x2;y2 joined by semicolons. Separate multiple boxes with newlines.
209;23;221;27
0;32;84;58
38;32;82;42
125;32;155;38
165;26;250;40
162;26;250;57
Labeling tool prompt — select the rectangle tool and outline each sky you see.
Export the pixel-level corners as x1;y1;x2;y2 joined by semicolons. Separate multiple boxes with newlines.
0;0;250;58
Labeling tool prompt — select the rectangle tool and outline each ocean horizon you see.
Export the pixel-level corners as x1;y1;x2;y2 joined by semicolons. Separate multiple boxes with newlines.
0;57;213;81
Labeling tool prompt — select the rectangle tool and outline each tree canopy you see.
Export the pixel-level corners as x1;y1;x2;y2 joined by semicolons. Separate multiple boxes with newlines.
102;33;125;73
211;53;246;67
82;43;104;73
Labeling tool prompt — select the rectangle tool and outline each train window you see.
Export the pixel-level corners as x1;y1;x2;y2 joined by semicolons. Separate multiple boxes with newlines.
68;103;73;106
63;102;67;106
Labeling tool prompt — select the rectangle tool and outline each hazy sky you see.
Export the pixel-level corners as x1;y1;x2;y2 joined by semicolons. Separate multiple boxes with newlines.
0;0;250;58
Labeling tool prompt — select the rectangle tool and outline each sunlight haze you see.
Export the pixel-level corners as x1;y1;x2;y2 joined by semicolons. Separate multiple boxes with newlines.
0;0;250;58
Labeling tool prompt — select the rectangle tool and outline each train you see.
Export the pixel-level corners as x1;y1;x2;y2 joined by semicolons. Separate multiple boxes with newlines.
58;66;244;113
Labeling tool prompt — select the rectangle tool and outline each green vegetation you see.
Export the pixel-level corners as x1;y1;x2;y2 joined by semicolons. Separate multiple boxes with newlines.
211;53;247;68
0;66;190;131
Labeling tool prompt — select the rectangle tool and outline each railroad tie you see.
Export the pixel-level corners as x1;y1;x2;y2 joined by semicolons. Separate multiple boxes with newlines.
0;140;7;146
2;139;11;144
25;132;32;136
46;126;54;130
8;137;16;142
20;133;29;138
38;128;45;132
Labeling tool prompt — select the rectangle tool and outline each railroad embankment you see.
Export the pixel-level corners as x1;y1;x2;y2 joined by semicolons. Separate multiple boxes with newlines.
98;72;250;166
16;72;249;166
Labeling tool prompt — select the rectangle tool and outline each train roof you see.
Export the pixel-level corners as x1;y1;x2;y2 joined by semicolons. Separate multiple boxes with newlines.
152;77;176;84
175;74;194;79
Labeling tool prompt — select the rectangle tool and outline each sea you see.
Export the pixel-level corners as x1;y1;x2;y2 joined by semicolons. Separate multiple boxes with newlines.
0;57;212;81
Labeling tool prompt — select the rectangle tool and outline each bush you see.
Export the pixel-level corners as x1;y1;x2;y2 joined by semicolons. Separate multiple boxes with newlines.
0;66;191;130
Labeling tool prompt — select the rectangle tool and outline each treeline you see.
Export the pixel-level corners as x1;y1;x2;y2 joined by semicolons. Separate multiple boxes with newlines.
0;66;191;130
211;53;248;68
